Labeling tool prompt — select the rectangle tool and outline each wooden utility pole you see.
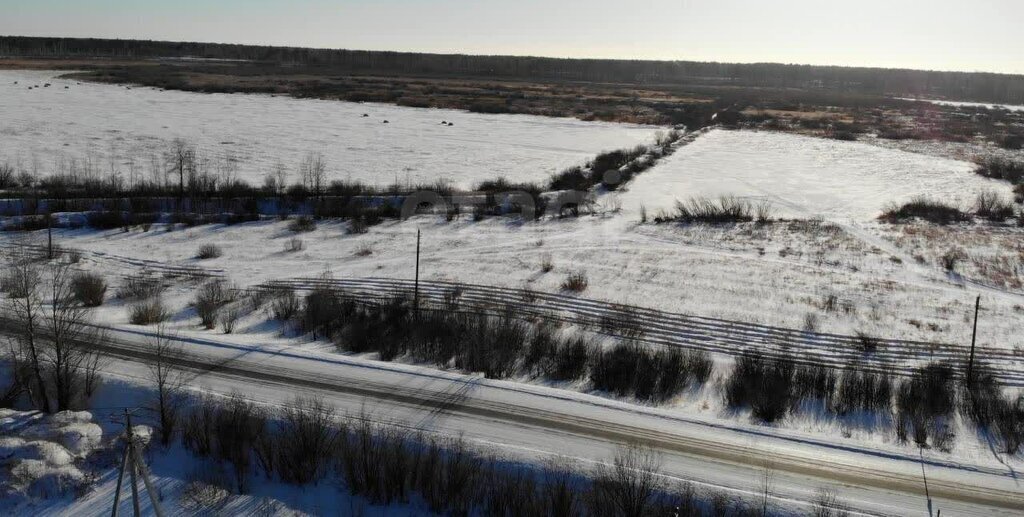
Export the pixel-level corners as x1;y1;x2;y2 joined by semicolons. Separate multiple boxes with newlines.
919;446;934;517
46;212;53;260
967;295;980;384
111;410;166;517
414;229;421;316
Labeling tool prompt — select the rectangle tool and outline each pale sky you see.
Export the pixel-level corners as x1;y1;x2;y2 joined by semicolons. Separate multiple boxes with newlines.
2;0;1022;74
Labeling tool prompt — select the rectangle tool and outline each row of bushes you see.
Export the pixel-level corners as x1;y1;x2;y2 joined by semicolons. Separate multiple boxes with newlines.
282;285;1023;454
547;131;682;193
177;394;789;516
275;288;714;403
880;192;1020;225
975;157;1024;184
723;352;1023;454
1;130;684;228
879;197;971;225
655;196;774;225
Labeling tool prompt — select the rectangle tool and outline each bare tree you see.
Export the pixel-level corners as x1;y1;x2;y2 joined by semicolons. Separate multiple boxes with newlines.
3;254;50;412
42;262;105;411
0;162;14;189
273;161;288;194
167;138;196;199
147;326;187;446
299;152;326;197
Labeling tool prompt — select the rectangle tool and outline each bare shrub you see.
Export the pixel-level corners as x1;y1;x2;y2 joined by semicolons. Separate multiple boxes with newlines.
561;271;588;292
896;363;956;448
940;247;967;271
348;216;368;234
834;368;893;415
540;254;554;273
288;215;316;233
671;195;765;224
599;304;644;339
973;190;1015;221
754;200;774;224
587;445;663;517
854;331;881;354
454;315;530;379
213;395;266;494
269;289;300;322
483;464;541;516
275;397;338;485
71;272;107;307
194;280;229;329
337;419;416;505
962;363;1024;455
591;343;644;397
220;305;244;334
129;297;170;325
811;488;851;517
803;312;820;333
354;243;373;256
975;157;1024;183
300;288;352;339
725;351;796;423
415;436;484;515
196;243;223;259
539;460;583;516
792;364;838;408
547;336;593;382
879;196;969;225
183;393;266;494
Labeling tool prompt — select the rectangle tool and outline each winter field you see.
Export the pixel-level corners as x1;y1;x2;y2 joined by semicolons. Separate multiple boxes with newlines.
2;77;1024;514
897;98;1024;113
0;70;659;189
620;129;1014;220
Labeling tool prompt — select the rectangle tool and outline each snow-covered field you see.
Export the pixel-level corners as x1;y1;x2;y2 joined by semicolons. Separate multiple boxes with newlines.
897;97;1024;112
620;129;1012;220
0;70;658;188
3;120;1024;513
27;212;1024;352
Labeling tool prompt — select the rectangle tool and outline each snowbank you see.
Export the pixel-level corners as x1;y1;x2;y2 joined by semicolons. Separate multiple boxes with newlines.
0;409;105;509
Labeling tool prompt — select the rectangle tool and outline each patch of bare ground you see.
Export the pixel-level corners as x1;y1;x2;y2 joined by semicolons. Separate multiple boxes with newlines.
881;223;1024;291
641;219;878;272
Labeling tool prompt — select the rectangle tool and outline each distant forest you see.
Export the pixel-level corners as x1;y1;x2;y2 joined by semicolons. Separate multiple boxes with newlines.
3;35;1024;104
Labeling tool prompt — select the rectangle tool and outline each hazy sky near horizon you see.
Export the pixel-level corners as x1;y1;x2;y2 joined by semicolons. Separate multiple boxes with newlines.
2;0;1022;74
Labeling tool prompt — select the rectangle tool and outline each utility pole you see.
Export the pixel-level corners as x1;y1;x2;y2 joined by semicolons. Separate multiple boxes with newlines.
46;212;53;260
919;446;934;517
413;229;421;316
111;409;166;517
967;295;980;385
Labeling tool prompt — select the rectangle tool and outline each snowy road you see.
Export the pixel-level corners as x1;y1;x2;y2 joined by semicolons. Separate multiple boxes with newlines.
6;318;1019;516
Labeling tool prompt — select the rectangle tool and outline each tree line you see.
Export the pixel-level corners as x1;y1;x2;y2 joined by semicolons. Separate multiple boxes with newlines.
3;35;1024;104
